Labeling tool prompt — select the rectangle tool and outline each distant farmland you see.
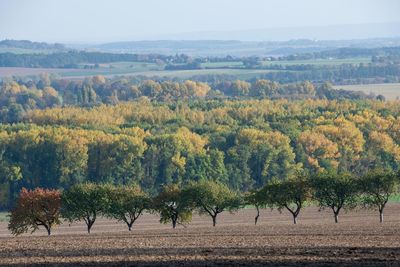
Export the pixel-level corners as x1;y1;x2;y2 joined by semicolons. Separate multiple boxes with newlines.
262;57;371;66
0;64;284;80
0;67;85;78
333;83;400;100
2;64;400;101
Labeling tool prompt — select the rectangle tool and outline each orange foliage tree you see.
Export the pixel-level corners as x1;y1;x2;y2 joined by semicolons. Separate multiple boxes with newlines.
8;188;61;236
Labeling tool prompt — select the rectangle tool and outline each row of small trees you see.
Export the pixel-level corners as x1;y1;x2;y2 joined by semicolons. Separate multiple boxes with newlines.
7;169;400;236
8;180;240;235
249;170;399;225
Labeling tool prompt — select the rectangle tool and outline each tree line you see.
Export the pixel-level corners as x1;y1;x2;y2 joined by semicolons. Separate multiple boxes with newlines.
256;63;400;84
0;51;192;68
8;169;400;236
274;46;400;61
0;75;383;123
0;39;66;51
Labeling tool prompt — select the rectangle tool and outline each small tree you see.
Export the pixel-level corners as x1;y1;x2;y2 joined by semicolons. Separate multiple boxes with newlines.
61;183;108;234
263;175;311;224
245;189;267;225
358;169;398;223
105;185;151;231
153;184;192;228
311;172;358;223
185;180;242;226
8;188;61;236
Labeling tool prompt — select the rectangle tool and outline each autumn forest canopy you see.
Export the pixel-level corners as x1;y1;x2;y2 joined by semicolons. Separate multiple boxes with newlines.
1;39;400;210
1;92;400;209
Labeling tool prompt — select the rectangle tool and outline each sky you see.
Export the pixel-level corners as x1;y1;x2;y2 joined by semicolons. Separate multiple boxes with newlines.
0;0;399;43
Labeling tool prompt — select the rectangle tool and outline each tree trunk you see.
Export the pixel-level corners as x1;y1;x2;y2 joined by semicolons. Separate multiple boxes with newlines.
334;213;339;223
293;214;297;225
128;223;133;231
379;209;384;223
45;225;51;236
172;218;177;229
87;221;93;234
212;215;217;227
255;206;260;225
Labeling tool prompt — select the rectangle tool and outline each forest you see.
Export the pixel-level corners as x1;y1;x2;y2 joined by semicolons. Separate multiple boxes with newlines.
1;94;400;209
0;75;384;123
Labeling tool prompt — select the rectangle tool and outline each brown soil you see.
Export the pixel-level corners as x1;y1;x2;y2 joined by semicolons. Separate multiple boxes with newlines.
0;204;400;266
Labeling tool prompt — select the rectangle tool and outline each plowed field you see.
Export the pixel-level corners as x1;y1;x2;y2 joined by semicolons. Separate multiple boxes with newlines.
1;204;400;266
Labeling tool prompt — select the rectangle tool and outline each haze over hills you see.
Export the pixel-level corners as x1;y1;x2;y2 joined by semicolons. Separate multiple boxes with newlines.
1;20;400;56
139;22;400;42
2;37;400;57
62;22;400;56
73;37;400;57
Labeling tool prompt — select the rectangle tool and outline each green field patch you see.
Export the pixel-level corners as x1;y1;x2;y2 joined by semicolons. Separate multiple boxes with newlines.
262;57;371;66
59;67;286;80
0;212;9;222
201;61;244;68
389;194;400;202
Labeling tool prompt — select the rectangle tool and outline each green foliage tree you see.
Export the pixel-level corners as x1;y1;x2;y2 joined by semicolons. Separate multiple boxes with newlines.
61;183;109;233
143;128;207;188
358;169;398;223
262;174;311;224
185;180;242;226
8;188;61;236
244;189;267;225
230;129;300;188
311;172;358;223
153;184;192;228
104;184;151;231
87;134;146;184
184;149;228;184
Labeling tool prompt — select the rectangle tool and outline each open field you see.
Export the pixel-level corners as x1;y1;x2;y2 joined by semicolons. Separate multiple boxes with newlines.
58;68;283;80
0;67;88;78
333;83;400;100
0;57;372;81
201;61;244;68
0;62;162;79
0;64;283;80
1;204;400;266
262;57;371;66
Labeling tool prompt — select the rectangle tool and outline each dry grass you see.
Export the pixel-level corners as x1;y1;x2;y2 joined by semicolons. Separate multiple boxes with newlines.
333;83;400;100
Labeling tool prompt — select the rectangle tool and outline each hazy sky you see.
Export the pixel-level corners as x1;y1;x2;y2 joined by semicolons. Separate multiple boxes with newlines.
0;0;399;43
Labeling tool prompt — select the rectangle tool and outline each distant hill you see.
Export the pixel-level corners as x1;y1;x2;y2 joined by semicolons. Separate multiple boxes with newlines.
160;22;400;41
75;37;400;57
0;40;66;53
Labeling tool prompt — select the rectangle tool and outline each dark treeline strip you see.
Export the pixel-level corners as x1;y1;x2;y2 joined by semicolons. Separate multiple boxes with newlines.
0;51;191;68
274;46;400;61
0;40;66;51
257;64;400;84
